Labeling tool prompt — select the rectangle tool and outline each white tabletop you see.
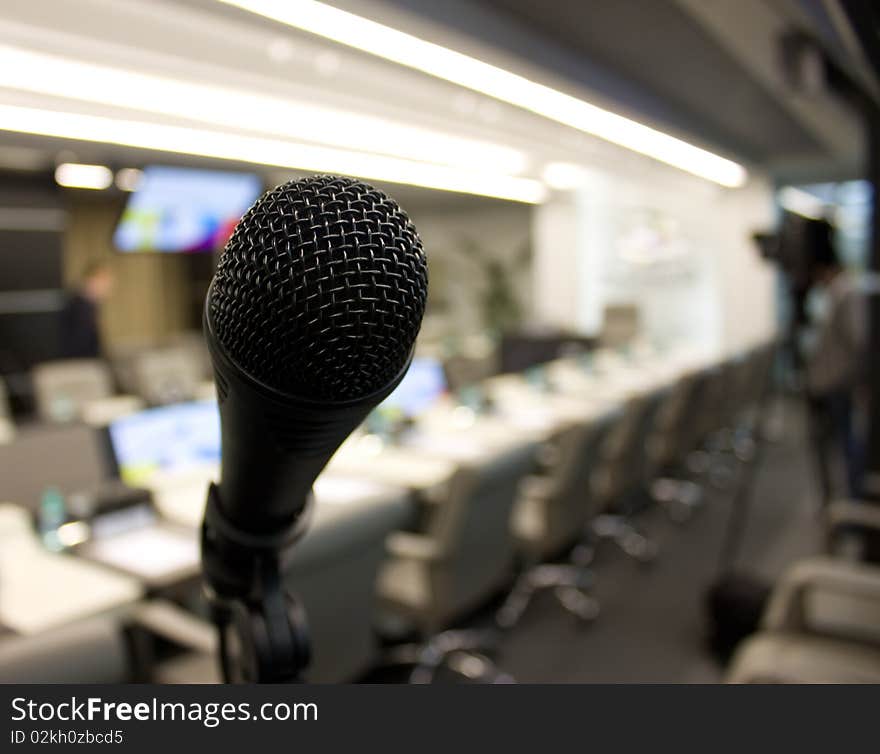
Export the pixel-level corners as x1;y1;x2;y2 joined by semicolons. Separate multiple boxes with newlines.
0;503;142;635
147;462;410;532
328;434;459;490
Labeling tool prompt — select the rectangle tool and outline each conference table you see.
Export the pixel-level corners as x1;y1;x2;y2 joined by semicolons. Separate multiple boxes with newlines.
0;503;143;635
0;343;716;642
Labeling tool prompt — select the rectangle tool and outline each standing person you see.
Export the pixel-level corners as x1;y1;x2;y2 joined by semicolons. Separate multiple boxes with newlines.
59;261;115;359
805;220;869;500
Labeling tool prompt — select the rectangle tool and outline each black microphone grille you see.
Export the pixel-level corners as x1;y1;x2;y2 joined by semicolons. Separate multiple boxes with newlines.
209;175;428;402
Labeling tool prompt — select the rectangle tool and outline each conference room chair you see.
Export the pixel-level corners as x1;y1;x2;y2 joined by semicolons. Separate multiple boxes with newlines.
106;340;154;395
727;556;880;683
151;492;412;683
501;409;622;627
590;386;670;562
166;330;212;381
685;344;775;501
376;441;537;681
32;359;115;423
444;352;498;394
597;304;640;350
79;395;146;427
130;346;202;406
679;358;745;489
647;371;707;521
0;617;133;683
0;377;13;443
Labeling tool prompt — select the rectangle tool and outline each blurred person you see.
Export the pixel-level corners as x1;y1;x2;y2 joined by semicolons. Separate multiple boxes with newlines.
804;219;868;500
60;261;114;359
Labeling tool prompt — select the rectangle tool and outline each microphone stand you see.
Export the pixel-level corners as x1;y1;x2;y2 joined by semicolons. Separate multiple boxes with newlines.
201;483;312;683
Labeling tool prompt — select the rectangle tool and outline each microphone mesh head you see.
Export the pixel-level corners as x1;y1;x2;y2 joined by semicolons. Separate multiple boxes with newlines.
209;175;428;401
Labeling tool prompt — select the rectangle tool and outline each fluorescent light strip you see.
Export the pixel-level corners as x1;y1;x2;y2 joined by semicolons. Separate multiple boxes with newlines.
0;44;525;176
777;186;826;220
218;0;747;187
0;105;546;203
55;162;113;189
541;161;590;190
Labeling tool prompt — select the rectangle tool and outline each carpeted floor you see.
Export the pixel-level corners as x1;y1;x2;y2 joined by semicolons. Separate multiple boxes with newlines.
496;397;824;683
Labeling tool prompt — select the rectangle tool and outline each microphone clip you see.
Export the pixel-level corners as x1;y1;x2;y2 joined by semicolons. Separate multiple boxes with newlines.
201;482;312;683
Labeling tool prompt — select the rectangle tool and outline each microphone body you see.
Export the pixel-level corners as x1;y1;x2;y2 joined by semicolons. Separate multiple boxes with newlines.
200;175;427;682
205;308;410;538
202;173;428;596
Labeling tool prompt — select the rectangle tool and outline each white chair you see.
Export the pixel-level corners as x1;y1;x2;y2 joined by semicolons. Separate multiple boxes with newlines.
32;359;114;423
0;377;14;443
131;347;202;406
377;442;537;636
501;409;622;627
728;557;880;683
376;442;537;682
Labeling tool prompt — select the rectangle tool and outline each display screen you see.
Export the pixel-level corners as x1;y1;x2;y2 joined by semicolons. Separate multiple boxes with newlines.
113;166;262;253
378;357;447;418
108;400;220;484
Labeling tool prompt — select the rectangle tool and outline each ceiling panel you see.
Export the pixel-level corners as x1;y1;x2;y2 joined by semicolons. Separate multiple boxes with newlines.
383;0;825;163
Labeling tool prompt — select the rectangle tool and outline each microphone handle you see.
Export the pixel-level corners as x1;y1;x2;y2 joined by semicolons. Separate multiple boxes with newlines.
210;342;377;537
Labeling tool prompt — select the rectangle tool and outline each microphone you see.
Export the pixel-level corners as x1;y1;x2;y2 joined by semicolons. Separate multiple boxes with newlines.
205;174;428;539
201;175;428;681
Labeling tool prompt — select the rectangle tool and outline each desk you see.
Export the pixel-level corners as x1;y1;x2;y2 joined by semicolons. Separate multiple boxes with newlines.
328;437;458;491
0;504;142;635
77;521;200;589
147;464;413;531
485;374;615;432
329;407;541;493
93;469;413;590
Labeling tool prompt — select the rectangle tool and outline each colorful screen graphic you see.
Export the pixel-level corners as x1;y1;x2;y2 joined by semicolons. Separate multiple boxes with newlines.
113;166;262;253
379;357;447;418
108;400;221;483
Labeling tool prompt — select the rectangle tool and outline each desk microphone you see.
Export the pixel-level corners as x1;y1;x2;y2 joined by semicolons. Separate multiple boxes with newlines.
201;175;428;681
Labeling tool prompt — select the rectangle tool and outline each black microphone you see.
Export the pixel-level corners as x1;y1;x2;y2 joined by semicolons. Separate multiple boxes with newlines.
200;176;427;681
205;174;428;540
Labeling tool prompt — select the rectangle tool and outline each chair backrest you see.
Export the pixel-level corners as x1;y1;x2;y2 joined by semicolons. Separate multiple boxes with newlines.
529;409;621;557
592;387;668;510
0;378;13;444
646;372;701;472
599;304;640;349
132;347;202;406
0;617;130;683
444;353;497;393
283;493;410;683
690;361;732;443
742;343;775;411
423;441;537;627
0;377;11;421
32;359;114;422
167;331;212;381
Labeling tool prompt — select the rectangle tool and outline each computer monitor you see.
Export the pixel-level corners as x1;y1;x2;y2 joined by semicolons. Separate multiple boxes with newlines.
378;357;447;419
107;400;220;484
113;165;263;253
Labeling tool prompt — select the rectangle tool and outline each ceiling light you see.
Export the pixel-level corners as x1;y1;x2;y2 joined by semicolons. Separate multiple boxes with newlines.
777;186;826;220
0;44;525;176
54;162;113;190
217;0;747;187
115;168;143;192
542;162;590;190
0;105;546;203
